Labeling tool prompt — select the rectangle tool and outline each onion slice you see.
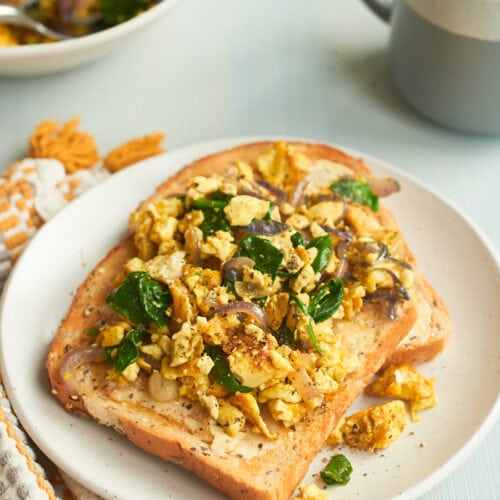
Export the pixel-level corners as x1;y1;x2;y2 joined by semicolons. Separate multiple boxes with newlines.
320;225;353;241
255;180;287;203
367;177;400;197
58;345;106;393
241;220;289;236
148;372;180;403
288;368;321;402
364;286;410;320
223;256;255;282
333;240;351;279
211;301;268;329
289;175;311;207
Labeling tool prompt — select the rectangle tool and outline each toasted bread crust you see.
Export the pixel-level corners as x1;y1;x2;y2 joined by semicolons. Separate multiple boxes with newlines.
46;141;446;499
386;275;451;366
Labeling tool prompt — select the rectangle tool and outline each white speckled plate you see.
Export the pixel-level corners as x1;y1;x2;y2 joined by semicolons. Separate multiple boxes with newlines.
0;138;498;499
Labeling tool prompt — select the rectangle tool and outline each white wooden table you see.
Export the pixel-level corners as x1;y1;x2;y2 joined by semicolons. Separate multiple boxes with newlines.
0;1;498;498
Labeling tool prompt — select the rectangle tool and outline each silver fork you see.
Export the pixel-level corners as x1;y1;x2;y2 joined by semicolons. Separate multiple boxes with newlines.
0;3;72;41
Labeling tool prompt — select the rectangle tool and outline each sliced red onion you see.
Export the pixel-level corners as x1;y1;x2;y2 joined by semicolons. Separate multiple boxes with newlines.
308;192;343;204
333;240;351;279
241;220;289;236
374;241;389;260
364;286;410;320
367;177;400;197
211;301;268;329
320;225;353;241
237;187;269;200
289;175;311;207
288;368;321;402
255;180;287;203
334;256;349;279
372;267;402;287
223;256;255;282
148;372;179;403
372;242;412;270
58;345;106;393
387;256;413;270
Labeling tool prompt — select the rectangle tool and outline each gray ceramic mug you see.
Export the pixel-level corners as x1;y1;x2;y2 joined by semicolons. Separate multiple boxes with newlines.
363;0;500;134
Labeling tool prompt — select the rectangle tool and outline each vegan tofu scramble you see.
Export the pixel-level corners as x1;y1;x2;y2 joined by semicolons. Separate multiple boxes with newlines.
82;142;414;439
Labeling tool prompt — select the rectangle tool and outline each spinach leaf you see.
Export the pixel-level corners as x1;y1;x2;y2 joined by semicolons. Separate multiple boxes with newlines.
321;454;353;486
308;278;344;324
192;191;233;236
237;235;283;278
276;268;299;278
289;294;323;355
100;0;149;24
205;345;252;393
106;328;145;373
291;231;305;248
263;201;274;221
106;271;170;327
307;235;332;273
288;279;344;353
331;178;379;212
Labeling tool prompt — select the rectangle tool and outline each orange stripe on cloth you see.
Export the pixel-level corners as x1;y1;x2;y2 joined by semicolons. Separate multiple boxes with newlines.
0;214;20;232
0;405;56;500
5;231;28;250
20;183;34;200
0;179;31;199
15;198;28;212
22;166;37;177
0;199;10;213
0;180;14;198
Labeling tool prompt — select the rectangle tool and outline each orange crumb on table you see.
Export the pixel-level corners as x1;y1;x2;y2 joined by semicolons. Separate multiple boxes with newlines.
104;132;165;172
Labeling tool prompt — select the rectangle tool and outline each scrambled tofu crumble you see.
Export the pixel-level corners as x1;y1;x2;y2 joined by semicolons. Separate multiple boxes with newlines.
367;363;438;421
293;483;329;500
326;363;437;452
90;142;414;439
331;400;408;451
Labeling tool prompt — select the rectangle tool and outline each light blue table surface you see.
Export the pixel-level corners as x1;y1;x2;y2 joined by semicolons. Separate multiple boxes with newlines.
0;1;498;498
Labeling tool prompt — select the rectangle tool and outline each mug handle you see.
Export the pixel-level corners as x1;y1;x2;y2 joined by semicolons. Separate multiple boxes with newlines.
362;0;393;22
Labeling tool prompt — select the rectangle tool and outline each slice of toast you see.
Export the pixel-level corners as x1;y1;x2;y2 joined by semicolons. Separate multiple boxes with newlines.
46;141;447;499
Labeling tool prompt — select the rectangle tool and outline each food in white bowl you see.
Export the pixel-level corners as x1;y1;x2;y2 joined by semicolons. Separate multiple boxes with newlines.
0;0;162;45
0;0;179;76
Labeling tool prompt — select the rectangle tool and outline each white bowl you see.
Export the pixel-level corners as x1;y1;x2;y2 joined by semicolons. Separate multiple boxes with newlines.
0;0;179;76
